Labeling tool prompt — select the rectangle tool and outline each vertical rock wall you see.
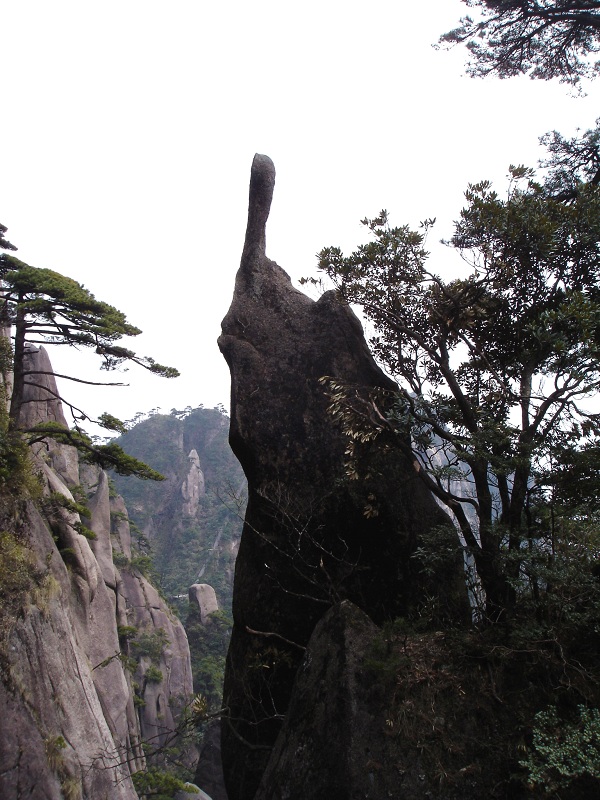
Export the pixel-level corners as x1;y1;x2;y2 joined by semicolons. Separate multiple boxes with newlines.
0;346;196;799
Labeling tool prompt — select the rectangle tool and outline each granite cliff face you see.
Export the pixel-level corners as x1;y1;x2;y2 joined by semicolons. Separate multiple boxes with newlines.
0;345;196;799
218;155;468;800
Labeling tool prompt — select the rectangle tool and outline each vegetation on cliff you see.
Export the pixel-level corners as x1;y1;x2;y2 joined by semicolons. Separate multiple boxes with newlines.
295;16;600;792
0;226;178;481
315;142;600;622
112;405;245;608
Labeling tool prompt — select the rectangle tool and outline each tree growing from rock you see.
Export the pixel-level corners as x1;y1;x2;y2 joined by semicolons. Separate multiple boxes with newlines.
311;135;600;618
0;230;178;478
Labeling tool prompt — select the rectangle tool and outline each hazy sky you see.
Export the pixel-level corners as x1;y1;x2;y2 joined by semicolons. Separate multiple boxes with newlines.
3;0;600;431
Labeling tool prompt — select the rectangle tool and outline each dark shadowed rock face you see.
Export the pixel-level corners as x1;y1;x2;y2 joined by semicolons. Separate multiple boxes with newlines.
193;721;229;800
218;155;468;800
254;601;390;800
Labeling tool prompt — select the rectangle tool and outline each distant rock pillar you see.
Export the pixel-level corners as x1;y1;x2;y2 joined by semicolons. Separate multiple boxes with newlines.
181;449;205;516
189;583;219;624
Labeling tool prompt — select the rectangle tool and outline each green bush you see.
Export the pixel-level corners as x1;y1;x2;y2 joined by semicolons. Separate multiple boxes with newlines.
74;522;96;540
145;665;163;683
131;628;169;662
0;428;40;499
130;554;155;578
117;624;138;641
44;734;67;772
112;551;129;568
131;767;191;800
521;705;600;792
186;608;232;707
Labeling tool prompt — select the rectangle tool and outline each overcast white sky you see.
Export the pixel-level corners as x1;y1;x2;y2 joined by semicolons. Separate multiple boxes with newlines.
3;0;600;430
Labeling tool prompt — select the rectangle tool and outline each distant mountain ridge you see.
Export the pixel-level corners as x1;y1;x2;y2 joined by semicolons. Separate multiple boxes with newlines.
112;406;246;611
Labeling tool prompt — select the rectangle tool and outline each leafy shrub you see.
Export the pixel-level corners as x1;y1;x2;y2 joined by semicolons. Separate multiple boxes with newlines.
520;705;600;792
44;491;91;520
74;522;96;540
186;608;232;706
130;554;155;578
112;551;129;568
132;767;190;800
0;427;40;499
117;624;138;641
44;734;66;772
145;665;163;683
131;628;169;662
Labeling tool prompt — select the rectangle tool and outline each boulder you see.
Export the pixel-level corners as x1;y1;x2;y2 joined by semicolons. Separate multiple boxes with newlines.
218;155;468;800
189;583;219;624
175;783;213;800
255;601;391;800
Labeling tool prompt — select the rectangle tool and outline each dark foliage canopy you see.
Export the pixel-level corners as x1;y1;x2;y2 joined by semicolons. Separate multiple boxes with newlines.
0;252;178;424
0;227;178;480
440;1;600;85
0;223;16;252
313;132;600;617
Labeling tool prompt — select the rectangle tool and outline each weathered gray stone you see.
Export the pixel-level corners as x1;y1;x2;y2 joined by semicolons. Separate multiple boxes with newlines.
189;583;219;624
18;344;79;486
218;155;468;800
182;449;206;516
118;567;195;762
88;469;117;589
0;680;63;800
1;503;138;800
0;345;197;798
175;783;214;800
39;461;102;602
111;493;133;560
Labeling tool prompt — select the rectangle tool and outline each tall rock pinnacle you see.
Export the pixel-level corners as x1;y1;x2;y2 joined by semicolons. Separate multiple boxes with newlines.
219;155;468;800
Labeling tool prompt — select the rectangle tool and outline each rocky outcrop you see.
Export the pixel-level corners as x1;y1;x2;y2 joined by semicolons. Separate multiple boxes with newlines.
254;601;388;800
111;407;245;608
218;155;468;800
0;500;139;800
17;344;79;487
0;345;196;799
181;449;206;516
189;583;219;624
